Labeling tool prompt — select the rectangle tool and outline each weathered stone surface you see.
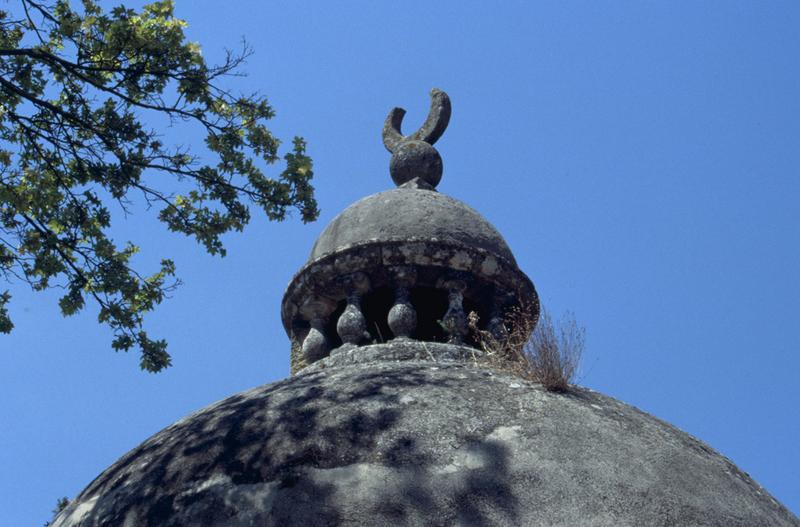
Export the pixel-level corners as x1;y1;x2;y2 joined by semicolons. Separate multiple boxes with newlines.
54;345;799;527
309;188;517;265
281;92;534;369
382;88;451;155
283;214;538;371
389;140;443;188
310;341;478;372
282;185;537;371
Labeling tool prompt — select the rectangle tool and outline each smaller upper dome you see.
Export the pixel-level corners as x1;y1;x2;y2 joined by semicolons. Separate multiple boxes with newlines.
281;89;538;373
309;188;517;265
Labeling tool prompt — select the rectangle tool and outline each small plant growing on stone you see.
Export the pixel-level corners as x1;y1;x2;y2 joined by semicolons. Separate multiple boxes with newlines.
524;309;584;392
43;497;69;526
468;306;584;392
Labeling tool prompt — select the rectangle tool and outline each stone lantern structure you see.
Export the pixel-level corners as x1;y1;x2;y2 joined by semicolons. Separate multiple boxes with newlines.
53;91;799;527
281;89;537;374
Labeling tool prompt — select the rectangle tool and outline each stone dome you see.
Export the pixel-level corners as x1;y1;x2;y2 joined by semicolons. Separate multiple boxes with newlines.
52;343;800;527
281;90;538;373
309;188;517;265
51;90;799;526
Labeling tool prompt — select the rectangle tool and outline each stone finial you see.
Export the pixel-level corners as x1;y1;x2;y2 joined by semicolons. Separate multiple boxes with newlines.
283;89;540;373
382;88;451;190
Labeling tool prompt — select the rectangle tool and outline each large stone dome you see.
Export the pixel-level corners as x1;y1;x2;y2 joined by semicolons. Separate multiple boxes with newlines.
309;188;517;265
53;343;799;527
52;90;799;526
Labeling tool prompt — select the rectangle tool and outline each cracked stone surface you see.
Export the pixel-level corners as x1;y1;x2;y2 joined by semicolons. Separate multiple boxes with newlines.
53;345;798;527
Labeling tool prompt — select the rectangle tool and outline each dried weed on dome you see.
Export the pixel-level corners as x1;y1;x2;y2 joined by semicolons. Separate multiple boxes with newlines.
468;307;584;393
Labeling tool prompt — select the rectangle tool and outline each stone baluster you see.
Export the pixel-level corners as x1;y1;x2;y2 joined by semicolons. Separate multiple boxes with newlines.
336;272;370;350
440;276;468;344
299;298;336;363
388;266;417;339
487;290;514;344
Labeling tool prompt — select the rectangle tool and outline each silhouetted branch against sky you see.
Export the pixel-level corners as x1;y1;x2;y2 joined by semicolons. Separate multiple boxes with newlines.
0;0;318;370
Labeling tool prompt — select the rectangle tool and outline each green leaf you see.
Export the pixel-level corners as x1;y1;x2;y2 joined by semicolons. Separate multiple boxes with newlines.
0;0;317;371
0;291;13;334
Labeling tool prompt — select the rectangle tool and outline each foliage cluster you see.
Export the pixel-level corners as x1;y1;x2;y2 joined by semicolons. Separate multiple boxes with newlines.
0;1;318;370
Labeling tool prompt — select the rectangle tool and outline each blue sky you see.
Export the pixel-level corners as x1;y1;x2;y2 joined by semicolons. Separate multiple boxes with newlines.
1;1;798;524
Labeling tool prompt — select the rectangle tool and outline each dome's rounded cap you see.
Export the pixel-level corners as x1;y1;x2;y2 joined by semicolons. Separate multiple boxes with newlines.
52;350;800;527
309;188;517;265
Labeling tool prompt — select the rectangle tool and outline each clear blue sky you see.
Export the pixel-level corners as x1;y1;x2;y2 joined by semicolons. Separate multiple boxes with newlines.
1;1;798;524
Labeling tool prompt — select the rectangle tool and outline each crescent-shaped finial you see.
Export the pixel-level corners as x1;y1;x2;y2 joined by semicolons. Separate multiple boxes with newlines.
382;89;452;153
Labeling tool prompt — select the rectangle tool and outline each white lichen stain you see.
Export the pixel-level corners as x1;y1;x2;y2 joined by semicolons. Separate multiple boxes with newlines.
437;463;460;474
449;251;473;269
487;425;522;443
224;480;279;515
61;496;99;525
399;394;416;404
461;450;488;469
437;449;488;475
193;473;232;494
480;257;498;276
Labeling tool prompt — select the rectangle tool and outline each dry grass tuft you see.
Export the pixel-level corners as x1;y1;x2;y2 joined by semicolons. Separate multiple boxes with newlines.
468;306;584;392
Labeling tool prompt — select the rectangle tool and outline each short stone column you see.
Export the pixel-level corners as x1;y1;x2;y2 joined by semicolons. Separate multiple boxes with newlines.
299;298;336;363
388;266;417;339
439;276;468;344
487;290;514;343
336;272;370;350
